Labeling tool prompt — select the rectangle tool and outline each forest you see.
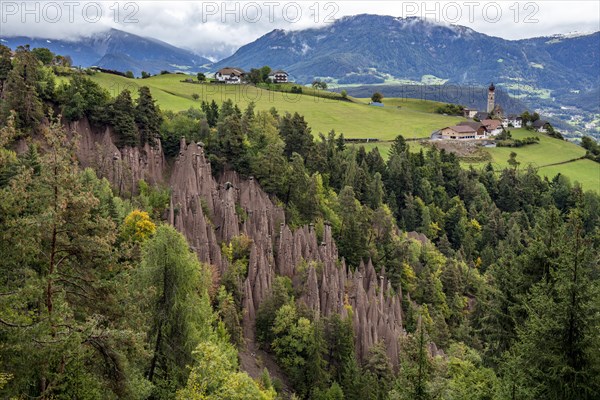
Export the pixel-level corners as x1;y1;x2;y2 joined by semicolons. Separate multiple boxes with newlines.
1;45;599;400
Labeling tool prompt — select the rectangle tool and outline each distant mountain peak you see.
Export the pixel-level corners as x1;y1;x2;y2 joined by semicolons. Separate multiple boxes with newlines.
1;28;211;75
212;15;599;121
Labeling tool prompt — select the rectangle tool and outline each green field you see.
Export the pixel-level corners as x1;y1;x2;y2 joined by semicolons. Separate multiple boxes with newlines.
84;72;463;140
463;129;598;192
350;140;428;159
470;129;586;168
538;159;600;191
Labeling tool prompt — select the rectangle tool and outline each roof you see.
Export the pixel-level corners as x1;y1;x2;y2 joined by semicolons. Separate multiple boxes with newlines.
532;120;549;128
481;119;502;130
489;82;495;91
443;125;477;134
458;121;484;130
505;114;522;120
217;67;245;76
268;70;288;75
474;112;489;120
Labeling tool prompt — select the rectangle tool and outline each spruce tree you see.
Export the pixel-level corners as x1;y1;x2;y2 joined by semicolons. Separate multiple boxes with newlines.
135;86;162;146
111;89;138;147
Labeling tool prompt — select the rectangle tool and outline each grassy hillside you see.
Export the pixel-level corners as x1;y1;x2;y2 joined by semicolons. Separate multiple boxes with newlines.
85;72;463;140
469;129;598;191
473;129;586;168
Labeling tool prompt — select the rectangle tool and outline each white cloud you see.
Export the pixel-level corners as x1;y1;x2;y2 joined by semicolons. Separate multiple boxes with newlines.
1;1;598;59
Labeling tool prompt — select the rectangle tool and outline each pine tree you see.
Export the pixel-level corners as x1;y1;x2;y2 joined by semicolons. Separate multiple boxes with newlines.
395;313;435;400
217;113;249;174
279;112;313;160
390;135;408;156
0;120;148;398
0;44;13;92
337;186;368;268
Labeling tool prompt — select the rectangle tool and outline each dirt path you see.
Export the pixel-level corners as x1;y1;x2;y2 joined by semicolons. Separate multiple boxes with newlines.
239;340;293;398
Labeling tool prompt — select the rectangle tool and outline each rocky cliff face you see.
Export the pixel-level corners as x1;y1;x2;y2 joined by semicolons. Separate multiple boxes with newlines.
166;139;405;365
71;118;166;195
74;129;406;365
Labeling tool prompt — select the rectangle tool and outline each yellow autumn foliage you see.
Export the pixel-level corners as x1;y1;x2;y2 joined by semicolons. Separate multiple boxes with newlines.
121;210;156;242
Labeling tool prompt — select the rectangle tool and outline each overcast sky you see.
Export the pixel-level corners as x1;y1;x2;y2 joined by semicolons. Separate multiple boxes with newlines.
1;1;599;60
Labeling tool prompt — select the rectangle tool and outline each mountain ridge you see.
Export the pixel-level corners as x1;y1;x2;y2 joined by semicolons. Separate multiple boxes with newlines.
0;28;212;75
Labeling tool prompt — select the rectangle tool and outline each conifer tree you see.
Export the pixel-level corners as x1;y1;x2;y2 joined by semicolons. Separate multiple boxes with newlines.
111;89;138;147
1;46;43;130
139;225;212;397
135;86;162;146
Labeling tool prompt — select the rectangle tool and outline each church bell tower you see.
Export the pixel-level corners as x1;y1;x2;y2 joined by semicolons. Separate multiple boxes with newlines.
487;82;495;113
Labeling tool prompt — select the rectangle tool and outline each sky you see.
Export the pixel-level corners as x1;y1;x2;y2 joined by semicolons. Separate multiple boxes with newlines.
1;1;599;60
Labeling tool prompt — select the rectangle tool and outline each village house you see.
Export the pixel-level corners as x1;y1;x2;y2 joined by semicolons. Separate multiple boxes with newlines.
215;67;245;84
502;114;523;128
458;121;487;138
268;70;289;83
440;125;478;140
481;119;503;136
532;119;550;133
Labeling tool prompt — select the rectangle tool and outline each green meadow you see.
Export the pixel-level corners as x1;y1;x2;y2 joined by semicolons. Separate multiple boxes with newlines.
464;128;599;191
538;159;599;191
85;72;463;140
472;129;586;168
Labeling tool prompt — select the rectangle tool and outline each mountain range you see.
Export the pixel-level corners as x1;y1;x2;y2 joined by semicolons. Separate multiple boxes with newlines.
215;15;599;100
2;14;599;132
0;28;211;76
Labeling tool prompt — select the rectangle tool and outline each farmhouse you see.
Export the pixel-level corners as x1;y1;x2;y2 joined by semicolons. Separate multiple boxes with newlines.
268;70;289;83
481;119;503;136
532;120;550;133
457;121;487;138
215;67;245;84
502;114;523;128
440;125;478;140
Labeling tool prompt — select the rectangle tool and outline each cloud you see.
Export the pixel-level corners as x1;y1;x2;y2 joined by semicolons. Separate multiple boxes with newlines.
1;1;598;59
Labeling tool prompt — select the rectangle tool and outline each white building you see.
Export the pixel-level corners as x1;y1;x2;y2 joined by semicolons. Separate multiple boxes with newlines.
268;70;289;83
215;67;245;84
481;119;504;136
502;115;523;128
